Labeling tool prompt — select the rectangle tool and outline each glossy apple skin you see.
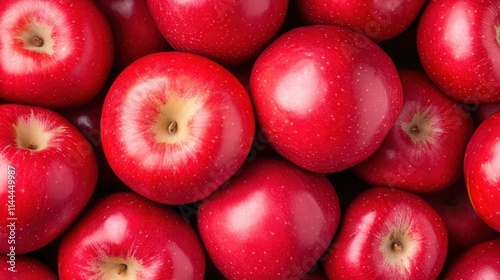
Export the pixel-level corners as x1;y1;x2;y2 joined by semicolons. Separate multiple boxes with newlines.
464;111;500;231
353;69;475;193
249;25;403;173
442;239;500;279
296;0;426;42
417;0;500;103
146;0;288;66
1;255;57;279
93;0;171;71
324;187;448;279
0;0;113;108
0;104;98;254
422;179;500;259
58;192;205;280
197;156;341;280
101;51;255;205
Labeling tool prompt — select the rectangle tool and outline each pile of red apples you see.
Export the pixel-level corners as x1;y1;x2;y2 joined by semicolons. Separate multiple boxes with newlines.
1;0;500;279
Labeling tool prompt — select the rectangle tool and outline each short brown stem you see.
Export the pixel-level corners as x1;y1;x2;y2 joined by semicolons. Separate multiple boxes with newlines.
32;36;44;47
392;240;403;252
117;263;127;275
410;125;420;134
27;141;37;150
168;121;178;135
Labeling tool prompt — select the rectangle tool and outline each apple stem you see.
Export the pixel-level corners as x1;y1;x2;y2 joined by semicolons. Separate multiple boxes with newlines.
168;121;178;134
392;240;403;252
32;36;44;47
410;125;419;134
27;141;37;150
117;263;127;275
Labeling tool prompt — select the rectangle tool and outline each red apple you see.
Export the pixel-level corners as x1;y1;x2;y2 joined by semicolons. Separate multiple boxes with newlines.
197;156;341;280
0;104;98;254
323;187;448;279
0;0;114;108
101;51;255;205
58;191;205;280
296;0;427;42
249;25;403;173
464;111;500;231
146;0;288;66
442;239;500;279
1;255;57;279
353;69;475;193
417;0;500;103
93;0;172;71
422;179;500;257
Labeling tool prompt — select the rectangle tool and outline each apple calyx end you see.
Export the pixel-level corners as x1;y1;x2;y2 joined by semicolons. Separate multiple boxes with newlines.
32;36;44;48
27;141;37;150
391;240;403;253
117;263;127;275
168;121;178;135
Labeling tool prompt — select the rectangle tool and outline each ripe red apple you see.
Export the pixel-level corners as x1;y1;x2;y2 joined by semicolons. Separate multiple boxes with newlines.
1;255;57;279
0;104;98;254
353;69;475;193
146;0;288;66
58;192;205;280
101;51;255;205
323;187;448;279
249;25;403;173
442;239;500;278
417;0;500;103
464;111;500;231
296;0;427;42
93;0;172;71
197;156;341;280
0;0;114;108
422;179;500;257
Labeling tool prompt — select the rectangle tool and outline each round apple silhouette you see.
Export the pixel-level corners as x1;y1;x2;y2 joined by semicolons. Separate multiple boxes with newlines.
58;192;206;280
442;239;500;278
101;51;255;205
0;104;98;254
198;156;341;279
0;0;114;108
249;25;403;173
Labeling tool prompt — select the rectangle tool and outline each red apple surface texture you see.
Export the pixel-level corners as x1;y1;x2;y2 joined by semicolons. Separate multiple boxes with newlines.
146;0;288;66
0;0;114;108
0;104;97;254
442;239;500;279
93;0;171;71
1;255;57;279
296;0;427;42
101;51;255;205
417;0;500;103
464;111;500;232
249;25;403;173
353;69;475;193
324;187;448;279
58;192;205;280
422;179;500;257
197;156;341;280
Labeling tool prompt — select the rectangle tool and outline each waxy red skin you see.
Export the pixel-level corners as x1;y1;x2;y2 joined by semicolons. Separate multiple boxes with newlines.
442;239;500;278
249;25;403;173
197;157;341;280
101;51;255;205
0;0;114;108
0;104;98;254
464;111;500;231
422;180;500;257
58;192;205;280
1;255;57;279
324;187;448;280
146;0;288;66
417;0;500;103
93;0;171;71
296;0;427;42
353;69;475;193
